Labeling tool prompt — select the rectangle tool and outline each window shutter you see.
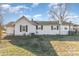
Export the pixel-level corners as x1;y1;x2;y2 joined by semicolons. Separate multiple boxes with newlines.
36;25;38;30
51;26;53;30
26;25;28;32
20;25;22;32
41;25;43;30
57;25;59;30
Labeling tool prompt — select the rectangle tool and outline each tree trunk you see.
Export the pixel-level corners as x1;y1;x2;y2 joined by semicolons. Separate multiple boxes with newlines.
0;24;2;39
69;21;71;35
59;24;62;35
59;19;62;35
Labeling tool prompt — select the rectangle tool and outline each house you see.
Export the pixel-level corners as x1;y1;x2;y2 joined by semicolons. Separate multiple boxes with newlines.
5;16;79;36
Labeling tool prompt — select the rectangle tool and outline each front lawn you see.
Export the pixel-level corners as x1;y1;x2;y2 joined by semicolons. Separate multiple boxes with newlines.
0;35;58;56
0;35;79;56
0;40;35;56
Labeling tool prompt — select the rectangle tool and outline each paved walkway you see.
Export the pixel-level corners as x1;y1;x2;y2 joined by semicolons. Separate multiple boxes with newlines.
51;41;79;56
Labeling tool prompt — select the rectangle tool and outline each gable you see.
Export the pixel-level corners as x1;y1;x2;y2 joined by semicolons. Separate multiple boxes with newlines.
16;16;36;25
16;18;32;25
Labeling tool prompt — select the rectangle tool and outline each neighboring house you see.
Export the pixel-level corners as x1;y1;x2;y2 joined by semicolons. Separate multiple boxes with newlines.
6;22;15;35
5;16;79;36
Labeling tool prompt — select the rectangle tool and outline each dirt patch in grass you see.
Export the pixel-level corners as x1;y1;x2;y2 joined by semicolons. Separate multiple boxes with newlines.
51;41;79;56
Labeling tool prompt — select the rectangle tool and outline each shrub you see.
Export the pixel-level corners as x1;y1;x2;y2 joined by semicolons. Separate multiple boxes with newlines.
31;43;40;48
38;37;45;41
68;31;75;35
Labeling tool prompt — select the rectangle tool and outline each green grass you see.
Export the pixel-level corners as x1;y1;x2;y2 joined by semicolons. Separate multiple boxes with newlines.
0;35;58;56
0;40;35;56
1;34;79;56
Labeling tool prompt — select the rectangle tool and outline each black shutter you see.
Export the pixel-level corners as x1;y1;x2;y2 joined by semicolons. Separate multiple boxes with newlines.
51;26;53;30
20;25;22;32
26;25;28;32
41;25;43;30
57;25;59;30
36;25;38;30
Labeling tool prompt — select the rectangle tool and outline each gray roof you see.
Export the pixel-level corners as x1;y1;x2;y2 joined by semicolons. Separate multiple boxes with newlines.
33;21;74;25
6;22;15;27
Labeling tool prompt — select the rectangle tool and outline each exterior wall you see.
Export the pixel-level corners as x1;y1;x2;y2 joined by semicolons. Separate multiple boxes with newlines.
35;25;71;35
74;26;79;32
61;25;74;31
6;24;74;36
72;25;79;34
59;25;75;35
15;18;36;36
59;25;69;35
6;17;76;36
77;26;79;32
36;25;58;35
6;27;14;35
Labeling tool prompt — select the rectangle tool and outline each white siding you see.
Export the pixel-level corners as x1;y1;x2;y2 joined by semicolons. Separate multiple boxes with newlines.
6;23;74;35
36;25;72;35
6;17;76;36
15;18;36;36
36;25;59;35
6;27;14;35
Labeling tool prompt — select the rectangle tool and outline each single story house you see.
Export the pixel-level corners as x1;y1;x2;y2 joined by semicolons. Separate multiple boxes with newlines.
5;16;79;36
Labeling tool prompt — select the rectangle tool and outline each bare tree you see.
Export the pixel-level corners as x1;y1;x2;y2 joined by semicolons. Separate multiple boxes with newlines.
0;4;3;39
0;15;3;39
49;3;70;35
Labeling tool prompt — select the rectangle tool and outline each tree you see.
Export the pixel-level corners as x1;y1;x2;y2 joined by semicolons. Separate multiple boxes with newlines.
49;3;70;35
0;4;3;39
0;15;3;39
68;21;72;35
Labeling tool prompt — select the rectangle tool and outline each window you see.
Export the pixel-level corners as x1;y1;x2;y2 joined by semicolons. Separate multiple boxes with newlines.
20;25;28;32
36;25;43;30
51;26;53;30
57;26;59;30
41;25;43;30
23;26;25;31
54;28;56;30
65;27;67;30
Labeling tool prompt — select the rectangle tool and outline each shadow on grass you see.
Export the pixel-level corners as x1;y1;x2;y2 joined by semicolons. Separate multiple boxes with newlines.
55;35;79;41
4;35;58;56
42;35;79;41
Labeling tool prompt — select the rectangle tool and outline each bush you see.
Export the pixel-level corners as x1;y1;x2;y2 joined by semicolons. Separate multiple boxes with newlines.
31;43;40;48
38;37;45;41
68;31;75;35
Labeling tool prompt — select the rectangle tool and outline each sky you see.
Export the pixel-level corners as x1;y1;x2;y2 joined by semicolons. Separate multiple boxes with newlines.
1;3;79;24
